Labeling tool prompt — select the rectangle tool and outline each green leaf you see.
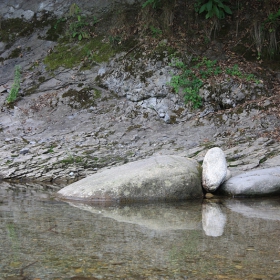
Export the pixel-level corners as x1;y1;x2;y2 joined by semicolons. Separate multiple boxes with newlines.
208;9;214;18
199;4;206;13
206;1;213;12
213;5;220;18
78;34;82;40
223;5;232;14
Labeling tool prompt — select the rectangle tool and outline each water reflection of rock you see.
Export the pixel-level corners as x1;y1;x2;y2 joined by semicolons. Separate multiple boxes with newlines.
202;200;227;237
225;198;280;221
1;182;280;279
67;201;203;231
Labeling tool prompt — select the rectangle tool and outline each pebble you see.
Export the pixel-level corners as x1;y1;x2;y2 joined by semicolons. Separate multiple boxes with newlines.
19;148;29;155
205;193;214;199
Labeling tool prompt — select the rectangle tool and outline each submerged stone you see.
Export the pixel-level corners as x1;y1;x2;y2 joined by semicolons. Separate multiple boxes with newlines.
57;155;203;202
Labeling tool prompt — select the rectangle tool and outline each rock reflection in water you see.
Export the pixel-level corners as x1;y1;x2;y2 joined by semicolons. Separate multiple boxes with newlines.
1;182;280;280
225;198;280;220
67;201;202;231
202;200;227;237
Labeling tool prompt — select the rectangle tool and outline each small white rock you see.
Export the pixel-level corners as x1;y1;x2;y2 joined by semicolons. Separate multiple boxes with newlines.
202;147;228;192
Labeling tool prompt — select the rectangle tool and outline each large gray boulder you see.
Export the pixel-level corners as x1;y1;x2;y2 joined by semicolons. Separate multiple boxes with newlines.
57;155;203;202
219;167;280;196
202;147;228;192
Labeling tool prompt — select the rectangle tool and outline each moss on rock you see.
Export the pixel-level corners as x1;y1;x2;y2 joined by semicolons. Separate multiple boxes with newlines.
44;36;116;71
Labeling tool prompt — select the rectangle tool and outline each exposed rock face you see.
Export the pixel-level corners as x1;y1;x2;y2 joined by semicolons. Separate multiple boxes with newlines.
202;147;228;192
57;155;203;202
0;1;279;184
219;167;280;197
0;0;141;20
98;52;180;122
199;79;266;110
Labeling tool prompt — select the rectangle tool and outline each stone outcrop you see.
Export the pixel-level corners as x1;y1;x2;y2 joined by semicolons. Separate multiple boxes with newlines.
0;0;141;20
57;155;203;202
202;147;228;192
199;79;267;110
219;167;280;196
0;1;279;184
98;52;181;123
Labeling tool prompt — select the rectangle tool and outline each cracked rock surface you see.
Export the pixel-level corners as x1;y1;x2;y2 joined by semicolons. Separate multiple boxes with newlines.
0;15;280;184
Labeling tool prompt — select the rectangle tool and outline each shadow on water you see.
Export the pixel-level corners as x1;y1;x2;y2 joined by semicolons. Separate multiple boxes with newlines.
0;181;280;280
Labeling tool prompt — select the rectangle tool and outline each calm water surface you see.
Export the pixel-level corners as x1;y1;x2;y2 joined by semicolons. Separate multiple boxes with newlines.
0;181;279;280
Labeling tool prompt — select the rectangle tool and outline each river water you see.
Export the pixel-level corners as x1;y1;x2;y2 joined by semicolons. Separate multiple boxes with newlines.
0;181;279;280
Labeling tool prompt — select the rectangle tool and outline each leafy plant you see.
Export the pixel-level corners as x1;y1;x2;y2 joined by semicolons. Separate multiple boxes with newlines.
60;155;84;165
196;0;232;19
168;57;204;108
142;0;162;9
150;25;162;37
109;35;122;46
194;57;221;78
261;8;280;57
54;17;67;30
6;65;21;104
168;56;225;108
47;145;55;153
66;3;100;41
70;16;90;40
225;64;259;82
263;9;280;32
169;56;259;109
225;64;242;76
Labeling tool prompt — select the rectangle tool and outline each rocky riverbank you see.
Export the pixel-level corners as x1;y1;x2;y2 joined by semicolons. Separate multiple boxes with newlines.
0;1;280;184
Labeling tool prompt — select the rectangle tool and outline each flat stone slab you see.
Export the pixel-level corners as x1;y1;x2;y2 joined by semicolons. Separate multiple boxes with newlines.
57;155;203;202
218;167;280;196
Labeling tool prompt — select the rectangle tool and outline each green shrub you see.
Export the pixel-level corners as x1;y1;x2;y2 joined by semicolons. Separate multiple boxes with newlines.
262;9;280;57
169;56;259;109
150;25;162;37
61;3;100;41
225;64;259;82
169;56;221;108
142;0;162;9
196;0;232;19
6;65;21;104
264;8;280;32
